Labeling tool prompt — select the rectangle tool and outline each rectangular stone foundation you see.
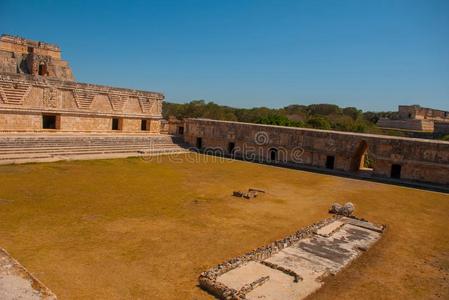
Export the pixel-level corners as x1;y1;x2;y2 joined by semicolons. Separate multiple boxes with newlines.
199;216;385;300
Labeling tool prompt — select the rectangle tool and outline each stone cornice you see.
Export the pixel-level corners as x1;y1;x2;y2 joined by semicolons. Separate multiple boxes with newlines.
0;73;164;99
0;107;162;119
0;34;60;52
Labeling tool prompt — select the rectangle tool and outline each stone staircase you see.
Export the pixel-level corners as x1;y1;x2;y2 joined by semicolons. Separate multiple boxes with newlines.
0;134;190;164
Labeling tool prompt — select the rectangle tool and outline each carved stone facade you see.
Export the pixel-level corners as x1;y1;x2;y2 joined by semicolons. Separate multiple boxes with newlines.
0;34;74;80
0;34;163;133
182;119;449;186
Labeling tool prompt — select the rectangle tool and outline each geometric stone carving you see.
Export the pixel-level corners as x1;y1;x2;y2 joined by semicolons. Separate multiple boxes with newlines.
325;137;337;152
0;81;32;105
72;89;96;109
152;100;162;115
43;87;59;108
108;94;128;111
138;97;153;113
138;97;162;115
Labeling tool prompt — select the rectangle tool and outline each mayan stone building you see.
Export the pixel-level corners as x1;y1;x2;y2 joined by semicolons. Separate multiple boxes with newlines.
181;118;449;186
1;34;447;188
378;105;449;132
0;34;163;133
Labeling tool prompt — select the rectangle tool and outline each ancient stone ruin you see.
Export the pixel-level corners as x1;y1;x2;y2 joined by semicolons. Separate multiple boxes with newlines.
233;188;265;199
0;34;192;164
199;211;385;300
377;104;449;132
329;202;355;216
181;118;449;187
0;248;57;300
0;34;163;133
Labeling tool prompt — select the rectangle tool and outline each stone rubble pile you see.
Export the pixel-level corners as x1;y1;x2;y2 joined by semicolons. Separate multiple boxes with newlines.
232;188;265;199
329;202;355;216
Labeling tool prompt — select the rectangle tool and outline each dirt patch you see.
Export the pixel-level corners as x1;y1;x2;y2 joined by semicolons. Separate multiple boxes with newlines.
0;153;448;299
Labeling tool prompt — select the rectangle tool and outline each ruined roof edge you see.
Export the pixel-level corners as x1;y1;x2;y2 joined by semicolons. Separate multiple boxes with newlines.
0;34;60;51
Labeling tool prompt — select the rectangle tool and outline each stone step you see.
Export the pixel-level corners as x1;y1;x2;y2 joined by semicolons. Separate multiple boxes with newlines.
0;142;182;147
0;139;183;142
0;146;187;155
0;144;189;151
0;138;183;146
0;150;190;165
0;134;189;164
0;148;189;161
0;143;187;151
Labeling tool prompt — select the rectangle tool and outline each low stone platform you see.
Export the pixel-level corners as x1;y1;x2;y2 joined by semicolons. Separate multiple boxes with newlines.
0;248;56;299
199;216;385;300
0;133;190;164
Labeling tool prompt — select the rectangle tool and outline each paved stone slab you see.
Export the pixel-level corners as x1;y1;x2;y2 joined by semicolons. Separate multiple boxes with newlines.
0;248;56;300
315;220;344;236
217;261;319;300
217;261;274;291
297;224;381;273
201;217;384;300
245;269;314;300
341;217;384;233
266;242;340;275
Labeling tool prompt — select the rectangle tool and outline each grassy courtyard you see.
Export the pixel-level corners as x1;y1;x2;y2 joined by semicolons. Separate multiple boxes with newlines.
0;153;448;299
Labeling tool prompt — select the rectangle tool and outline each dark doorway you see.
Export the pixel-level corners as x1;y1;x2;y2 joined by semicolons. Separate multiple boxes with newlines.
141;119;147;131
391;164;401;179
325;155;335;169
228;142;235;155
269;148;278;161
42;115;57;129
112;118;121;130
38;64;47;76
178;126;184;135
196;137;202;149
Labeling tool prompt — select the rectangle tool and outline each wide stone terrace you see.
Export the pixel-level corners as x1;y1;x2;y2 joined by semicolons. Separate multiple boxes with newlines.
0;133;189;164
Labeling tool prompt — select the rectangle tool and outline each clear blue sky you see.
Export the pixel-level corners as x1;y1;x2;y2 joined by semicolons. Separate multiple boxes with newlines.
1;0;448;111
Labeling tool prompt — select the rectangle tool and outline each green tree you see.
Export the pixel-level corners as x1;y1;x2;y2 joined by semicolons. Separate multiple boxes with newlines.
306;116;331;130
307;104;341;116
162;100;405;136
342;107;362;120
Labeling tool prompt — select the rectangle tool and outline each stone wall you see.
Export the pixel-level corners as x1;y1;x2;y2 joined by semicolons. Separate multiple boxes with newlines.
398;105;449;121
377;119;434;131
183;118;449;186
0;35;61;58
435;122;449;137
0;73;164;133
168;116;184;135
378;105;449;132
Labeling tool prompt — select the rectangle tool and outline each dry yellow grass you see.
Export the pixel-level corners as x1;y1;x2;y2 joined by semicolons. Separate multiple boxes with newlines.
0;153;448;299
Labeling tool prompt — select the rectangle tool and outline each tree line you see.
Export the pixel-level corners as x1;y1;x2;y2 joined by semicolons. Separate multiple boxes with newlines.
163;100;399;134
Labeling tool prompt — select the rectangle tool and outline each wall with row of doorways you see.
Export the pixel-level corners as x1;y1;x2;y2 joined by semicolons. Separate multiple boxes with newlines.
180;118;449;186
